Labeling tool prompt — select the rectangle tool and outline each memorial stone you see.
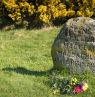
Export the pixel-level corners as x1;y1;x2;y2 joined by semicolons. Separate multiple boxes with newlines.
51;17;95;73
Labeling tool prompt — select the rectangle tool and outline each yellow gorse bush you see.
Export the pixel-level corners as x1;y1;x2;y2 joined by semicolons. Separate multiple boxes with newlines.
2;0;34;21
18;1;34;16
77;0;94;17
38;0;68;24
1;0;95;25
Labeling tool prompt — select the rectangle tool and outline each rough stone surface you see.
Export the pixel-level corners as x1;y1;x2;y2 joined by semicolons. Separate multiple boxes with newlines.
51;17;95;74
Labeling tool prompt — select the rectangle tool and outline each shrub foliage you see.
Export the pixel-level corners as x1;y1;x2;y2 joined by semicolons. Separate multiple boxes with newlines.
2;0;34;22
0;0;95;27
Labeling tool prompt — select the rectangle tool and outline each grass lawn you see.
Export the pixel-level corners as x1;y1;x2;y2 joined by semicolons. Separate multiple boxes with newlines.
0;27;95;97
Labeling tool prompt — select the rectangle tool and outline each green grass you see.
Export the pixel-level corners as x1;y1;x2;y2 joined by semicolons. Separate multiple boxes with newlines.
0;27;95;97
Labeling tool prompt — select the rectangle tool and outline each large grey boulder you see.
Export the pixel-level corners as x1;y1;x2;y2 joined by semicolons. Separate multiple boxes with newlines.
51;17;95;74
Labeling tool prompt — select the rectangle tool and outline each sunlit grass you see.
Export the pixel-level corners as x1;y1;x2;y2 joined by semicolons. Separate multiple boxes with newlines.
0;27;95;97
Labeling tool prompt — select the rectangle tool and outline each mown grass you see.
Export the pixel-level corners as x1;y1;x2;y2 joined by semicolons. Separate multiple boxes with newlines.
0;27;95;97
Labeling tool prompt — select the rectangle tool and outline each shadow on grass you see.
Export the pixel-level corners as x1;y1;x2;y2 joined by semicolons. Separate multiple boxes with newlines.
2;67;48;76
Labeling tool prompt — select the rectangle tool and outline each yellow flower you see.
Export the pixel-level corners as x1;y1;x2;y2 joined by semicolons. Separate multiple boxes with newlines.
82;82;88;91
53;89;60;95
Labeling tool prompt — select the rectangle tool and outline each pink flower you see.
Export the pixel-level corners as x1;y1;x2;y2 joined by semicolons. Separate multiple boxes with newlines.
73;84;83;94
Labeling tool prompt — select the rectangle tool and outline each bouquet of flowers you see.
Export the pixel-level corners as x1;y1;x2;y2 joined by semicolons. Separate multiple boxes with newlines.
52;77;88;95
71;78;88;94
